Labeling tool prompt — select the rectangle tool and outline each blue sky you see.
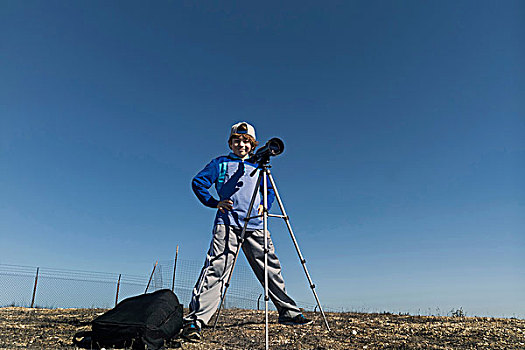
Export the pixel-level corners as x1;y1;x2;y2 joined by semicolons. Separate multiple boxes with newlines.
1;1;523;317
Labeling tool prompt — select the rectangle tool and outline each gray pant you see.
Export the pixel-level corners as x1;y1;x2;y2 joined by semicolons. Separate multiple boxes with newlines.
185;224;301;326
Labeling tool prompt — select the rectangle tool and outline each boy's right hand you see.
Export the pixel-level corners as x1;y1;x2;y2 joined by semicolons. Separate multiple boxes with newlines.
217;199;233;213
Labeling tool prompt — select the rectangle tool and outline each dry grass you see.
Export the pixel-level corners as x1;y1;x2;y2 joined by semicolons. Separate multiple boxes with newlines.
0;307;524;349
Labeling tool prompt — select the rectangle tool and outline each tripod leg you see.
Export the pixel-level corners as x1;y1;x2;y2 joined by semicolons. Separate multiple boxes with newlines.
267;171;332;332
262;170;270;350
213;170;263;330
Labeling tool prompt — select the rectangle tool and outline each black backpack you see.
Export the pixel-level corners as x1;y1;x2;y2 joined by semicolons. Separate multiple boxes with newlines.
73;289;183;350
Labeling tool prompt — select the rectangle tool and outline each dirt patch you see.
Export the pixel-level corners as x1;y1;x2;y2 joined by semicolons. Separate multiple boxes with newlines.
0;307;524;349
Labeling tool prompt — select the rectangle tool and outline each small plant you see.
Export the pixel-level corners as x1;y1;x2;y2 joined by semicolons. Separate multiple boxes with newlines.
450;307;465;317
2;302;22;307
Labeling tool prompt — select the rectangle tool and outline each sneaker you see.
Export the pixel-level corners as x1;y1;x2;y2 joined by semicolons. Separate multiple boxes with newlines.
278;313;313;326
181;321;201;341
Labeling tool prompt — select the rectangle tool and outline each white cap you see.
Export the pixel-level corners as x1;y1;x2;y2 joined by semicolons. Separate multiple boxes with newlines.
230;121;256;140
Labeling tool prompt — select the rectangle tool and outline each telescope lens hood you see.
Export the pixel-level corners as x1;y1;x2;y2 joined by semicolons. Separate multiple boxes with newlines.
267;138;284;156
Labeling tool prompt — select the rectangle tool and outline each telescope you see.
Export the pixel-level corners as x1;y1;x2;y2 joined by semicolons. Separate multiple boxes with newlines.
252;137;284;164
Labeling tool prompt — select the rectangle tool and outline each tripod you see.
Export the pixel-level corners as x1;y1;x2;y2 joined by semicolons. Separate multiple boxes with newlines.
213;160;331;350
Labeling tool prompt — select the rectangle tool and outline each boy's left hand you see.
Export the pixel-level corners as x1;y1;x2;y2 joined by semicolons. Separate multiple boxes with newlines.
258;205;264;215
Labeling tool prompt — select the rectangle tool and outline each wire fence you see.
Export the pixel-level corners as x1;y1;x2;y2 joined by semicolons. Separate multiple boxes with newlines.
0;260;321;312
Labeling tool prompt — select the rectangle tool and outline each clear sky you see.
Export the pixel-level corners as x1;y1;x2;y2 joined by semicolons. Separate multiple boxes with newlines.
1;1;523;317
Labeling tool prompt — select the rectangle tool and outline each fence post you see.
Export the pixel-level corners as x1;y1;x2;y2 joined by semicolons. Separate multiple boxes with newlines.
145;261;158;294
171;245;179;292
30;267;39;308
115;274;121;307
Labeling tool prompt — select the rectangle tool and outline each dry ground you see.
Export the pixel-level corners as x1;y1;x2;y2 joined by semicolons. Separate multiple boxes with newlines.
0;307;524;349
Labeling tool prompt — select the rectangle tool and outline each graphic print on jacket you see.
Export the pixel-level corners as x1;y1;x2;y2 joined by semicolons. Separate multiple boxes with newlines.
192;153;275;230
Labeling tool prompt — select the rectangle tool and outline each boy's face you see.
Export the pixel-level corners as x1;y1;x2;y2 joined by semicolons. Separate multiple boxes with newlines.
229;136;252;158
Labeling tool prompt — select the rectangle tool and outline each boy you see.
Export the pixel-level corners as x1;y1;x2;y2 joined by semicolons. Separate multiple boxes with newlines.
182;122;312;341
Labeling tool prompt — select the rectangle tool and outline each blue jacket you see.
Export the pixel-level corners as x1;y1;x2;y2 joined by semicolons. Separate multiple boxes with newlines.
192;153;275;229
